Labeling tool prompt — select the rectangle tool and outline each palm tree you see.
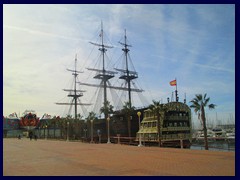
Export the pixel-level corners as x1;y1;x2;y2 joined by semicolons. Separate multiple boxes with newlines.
85;111;97;140
122;101;136;141
100;101;114;119
149;100;166;147
100;101;114;141
56;117;65;139
86;111;97;121
66;114;73;119
72;113;83;139
190;93;216;150
57;115;72;140
77;113;83;120
51;116;57;138
42;120;49;139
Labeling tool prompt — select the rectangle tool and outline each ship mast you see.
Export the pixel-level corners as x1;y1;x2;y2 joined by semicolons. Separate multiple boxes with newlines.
83;22;116;118
115;29;141;108
56;55;91;119
79;24;143;113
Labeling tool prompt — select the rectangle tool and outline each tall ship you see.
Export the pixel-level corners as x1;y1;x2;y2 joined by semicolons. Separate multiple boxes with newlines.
3;23;193;147
54;22;192;146
77;22;146;142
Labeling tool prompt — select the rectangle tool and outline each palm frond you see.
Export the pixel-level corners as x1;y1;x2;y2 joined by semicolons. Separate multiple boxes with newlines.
196;94;203;101
203;93;207;100
194;108;199;114
204;97;210;106
208;103;216;110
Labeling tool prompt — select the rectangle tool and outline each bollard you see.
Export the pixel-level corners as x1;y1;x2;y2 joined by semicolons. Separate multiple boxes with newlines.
180;139;183;149
117;134;120;144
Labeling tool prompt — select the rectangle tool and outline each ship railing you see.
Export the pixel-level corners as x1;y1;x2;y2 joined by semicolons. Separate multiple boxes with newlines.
162;127;190;131
166;116;189;121
162;134;191;140
144;116;189;121
143;117;157;121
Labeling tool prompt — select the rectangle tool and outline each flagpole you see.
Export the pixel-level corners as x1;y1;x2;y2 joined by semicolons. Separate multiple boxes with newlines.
175;78;178;102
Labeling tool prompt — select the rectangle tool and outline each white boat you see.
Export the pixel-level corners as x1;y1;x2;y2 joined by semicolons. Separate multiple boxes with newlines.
226;132;235;142
212;128;226;139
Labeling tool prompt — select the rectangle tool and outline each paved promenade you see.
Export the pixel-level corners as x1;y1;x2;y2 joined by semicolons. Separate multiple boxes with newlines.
3;138;235;176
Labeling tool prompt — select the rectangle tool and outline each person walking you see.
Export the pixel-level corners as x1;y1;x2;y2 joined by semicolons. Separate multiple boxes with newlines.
29;132;33;140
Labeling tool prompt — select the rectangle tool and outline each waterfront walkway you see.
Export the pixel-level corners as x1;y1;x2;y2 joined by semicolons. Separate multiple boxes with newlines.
3;138;235;176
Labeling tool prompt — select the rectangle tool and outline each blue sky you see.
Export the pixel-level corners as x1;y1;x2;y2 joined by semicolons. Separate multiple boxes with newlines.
3;4;235;128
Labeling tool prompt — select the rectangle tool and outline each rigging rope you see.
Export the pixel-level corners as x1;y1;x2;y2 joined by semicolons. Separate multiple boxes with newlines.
77;98;88;118
67;99;74;117
107;81;122;110
92;83;103;116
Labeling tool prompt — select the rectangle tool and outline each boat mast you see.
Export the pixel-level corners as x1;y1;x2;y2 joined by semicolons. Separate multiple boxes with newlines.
123;30;131;107
87;22;115;118
100;22;108;115
79;25;143;113
74;55;78;119
116;29;140;108
56;55;91;119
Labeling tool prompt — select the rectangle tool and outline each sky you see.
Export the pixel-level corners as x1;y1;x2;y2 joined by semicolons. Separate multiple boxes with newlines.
3;4;235;128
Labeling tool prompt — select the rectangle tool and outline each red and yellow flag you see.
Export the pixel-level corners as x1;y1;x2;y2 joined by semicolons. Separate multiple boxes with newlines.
170;79;177;86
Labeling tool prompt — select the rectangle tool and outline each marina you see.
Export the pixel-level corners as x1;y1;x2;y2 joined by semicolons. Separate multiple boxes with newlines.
191;141;235;152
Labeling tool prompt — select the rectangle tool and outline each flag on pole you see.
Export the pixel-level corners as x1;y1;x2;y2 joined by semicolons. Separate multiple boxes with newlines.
170;79;177;86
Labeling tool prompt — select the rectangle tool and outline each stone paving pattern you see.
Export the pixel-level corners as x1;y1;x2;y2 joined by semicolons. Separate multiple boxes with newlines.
3;138;235;176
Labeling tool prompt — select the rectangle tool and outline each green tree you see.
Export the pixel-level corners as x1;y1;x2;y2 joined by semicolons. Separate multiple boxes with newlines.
190;93;216;150
77;113;83;120
122;101;135;141
65;114;73;119
86;111;97;121
51;116;57;138
55;117;63;138
100;101;114;141
149;100;166;147
57;116;71;139
100;101;114;118
85;111;97;140
72;113;83;139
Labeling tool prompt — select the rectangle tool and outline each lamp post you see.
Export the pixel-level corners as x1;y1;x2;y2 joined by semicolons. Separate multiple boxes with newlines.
107;116;111;144
67;122;69;141
43;125;45;139
84;129;87;139
90;120;94;143
97;129;101;144
137;111;143;147
45;125;48;140
38;127;40;139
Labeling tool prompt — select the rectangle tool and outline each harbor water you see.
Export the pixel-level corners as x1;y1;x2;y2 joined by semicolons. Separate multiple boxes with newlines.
190;141;235;152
